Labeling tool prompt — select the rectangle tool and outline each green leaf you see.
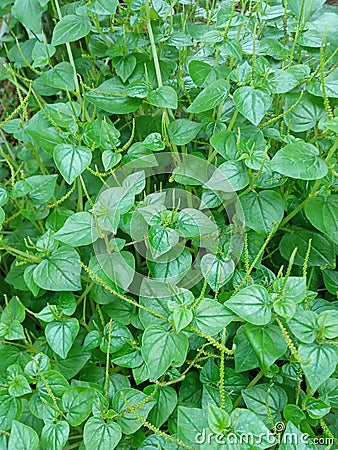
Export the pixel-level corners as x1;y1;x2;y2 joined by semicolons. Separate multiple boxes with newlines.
62;386;95;426
0;390;21;431
192;298;234;335
177;406;208;444
284;93;327;132
272;277;306;304
305;196;338;244
83;117;120;149
142;132;165;151
148;224;179;257
147;247;192;283
299;343;338;391
54;144;92;184
243;323;288;373
124;80;149;99
113;388;155;434
86;77;142;114
58;292;77;315
44;101;81;126
205;161;249;192
12;175;58;205
209;131;237;160
102;151;122;171
40;421;69;450
242;384;287;427
26;127;66;155
100;321;132;353
241;190;284;235
83;417;122;450
83;330;101;350
33;247;82;291
167;119;202;145
87;0;118;15
173;308;193;332
288;0;325;21
138;435;166;449
32;41;56;68
176;208;217;239
25;353;50;377
279;227;335;268
288;308;318;343
45;318;80;359
323;269;338;296
318;379;338;408
323;116;338;133
0;320;26;340
0;184;9;207
188;60;214;86
271;141;328;180
139;292;171;329
54;212;97;246
230;408;276;448
233;87;272;126
91;251;135;291
307;67;338;98
111;346;142;368
142;325;189;381
317;310;338;339
279;422;317;450
283;404;306;425
201;254;235;291
40;62;75;91
265;68;303;94
219;39;243;60
305;397;330;419
226;285;272;325
187;80;229;113
12;0;47;32
273;298;296;319
9;375;31;397
114;54;137;82
52;14;92;46
148;86;178;109
1;297;25;324
36;305;57;323
55;347;91;379
8;421;39;450
122;170;146;195
208;404;230;434
145;385;177;428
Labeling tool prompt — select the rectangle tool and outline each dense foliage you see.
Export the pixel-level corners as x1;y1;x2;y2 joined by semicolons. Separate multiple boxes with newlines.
0;0;338;448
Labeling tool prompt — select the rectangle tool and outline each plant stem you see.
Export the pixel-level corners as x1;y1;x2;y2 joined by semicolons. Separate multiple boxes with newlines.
0;243;41;263
145;0;163;88
228;108;239;131
54;0;80;96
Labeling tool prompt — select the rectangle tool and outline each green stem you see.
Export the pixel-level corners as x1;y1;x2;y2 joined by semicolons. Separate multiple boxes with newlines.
54;0;80;96
76;282;94;306
145;0;163;88
77;179;83;212
228;108;239;131
145;0;178;158
0;243;41;263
